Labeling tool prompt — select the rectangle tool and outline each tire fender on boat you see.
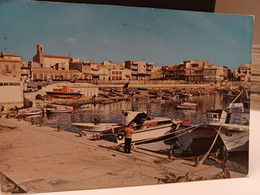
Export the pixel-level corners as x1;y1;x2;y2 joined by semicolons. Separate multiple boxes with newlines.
171;123;177;131
117;133;124;140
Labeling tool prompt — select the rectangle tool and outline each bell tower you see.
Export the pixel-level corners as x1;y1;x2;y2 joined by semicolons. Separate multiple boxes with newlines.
36;44;44;65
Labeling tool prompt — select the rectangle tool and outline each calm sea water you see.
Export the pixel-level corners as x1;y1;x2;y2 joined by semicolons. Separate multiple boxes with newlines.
41;94;248;175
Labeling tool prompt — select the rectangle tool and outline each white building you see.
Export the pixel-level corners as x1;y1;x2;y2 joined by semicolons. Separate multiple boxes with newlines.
0;77;24;108
33;44;72;70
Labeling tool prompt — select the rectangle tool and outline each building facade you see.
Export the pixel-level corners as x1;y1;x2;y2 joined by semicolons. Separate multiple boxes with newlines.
238;64;251;82
0;77;24;107
33;44;72;70
203;65;228;82
69;61;93;80
0;52;22;78
31;68;83;81
125;61;153;80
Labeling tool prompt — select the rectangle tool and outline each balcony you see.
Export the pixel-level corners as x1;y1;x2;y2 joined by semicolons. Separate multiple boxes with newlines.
132;65;138;70
132;71;138;75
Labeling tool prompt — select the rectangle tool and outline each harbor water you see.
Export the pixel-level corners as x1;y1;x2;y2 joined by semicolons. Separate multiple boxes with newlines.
41;94;248;175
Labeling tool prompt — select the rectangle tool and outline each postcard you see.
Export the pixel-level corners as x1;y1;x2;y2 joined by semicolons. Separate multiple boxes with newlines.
0;0;254;194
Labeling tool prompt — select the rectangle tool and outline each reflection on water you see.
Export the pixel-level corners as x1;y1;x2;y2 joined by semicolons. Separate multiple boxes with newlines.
44;94;229;132
41;94;248;174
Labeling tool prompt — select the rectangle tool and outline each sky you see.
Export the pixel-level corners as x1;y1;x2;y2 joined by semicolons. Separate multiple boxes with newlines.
0;0;254;69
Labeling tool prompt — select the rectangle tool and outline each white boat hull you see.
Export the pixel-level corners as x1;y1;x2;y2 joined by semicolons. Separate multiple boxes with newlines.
208;124;249;152
117;124;172;145
72;123;119;133
23;110;43;116
46;108;72;114
219;130;249;152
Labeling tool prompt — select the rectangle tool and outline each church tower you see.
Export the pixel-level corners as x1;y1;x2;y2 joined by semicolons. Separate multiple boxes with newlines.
36;44;44;65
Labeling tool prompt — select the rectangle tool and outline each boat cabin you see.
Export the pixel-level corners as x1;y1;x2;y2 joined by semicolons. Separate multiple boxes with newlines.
206;110;223;124
123;111;173;130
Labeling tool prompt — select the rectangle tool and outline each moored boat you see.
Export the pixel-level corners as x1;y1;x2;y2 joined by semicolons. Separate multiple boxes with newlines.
206;91;249;152
176;102;197;110
21;109;43;116
46;108;73;114
72;110;179;144
178;92;193;98
46;86;82;100
116;111;177;145
72;122;121;133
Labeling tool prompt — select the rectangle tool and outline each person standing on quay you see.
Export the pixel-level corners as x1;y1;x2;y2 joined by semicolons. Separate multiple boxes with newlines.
124;125;135;153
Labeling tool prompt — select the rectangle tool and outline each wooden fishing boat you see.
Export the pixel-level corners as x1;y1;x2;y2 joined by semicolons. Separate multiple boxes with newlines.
22;109;43;116
46;86;82;100
46;108;73;114
206;91;249;152
176;102;197;110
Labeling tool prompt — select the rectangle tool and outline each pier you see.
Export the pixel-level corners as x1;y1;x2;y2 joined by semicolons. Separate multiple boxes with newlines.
0;117;245;193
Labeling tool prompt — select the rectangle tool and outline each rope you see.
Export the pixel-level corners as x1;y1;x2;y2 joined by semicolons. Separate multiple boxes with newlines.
195;125;222;167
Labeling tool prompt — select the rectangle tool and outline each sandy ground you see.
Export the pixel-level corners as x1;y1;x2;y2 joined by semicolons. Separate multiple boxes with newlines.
0;117;245;193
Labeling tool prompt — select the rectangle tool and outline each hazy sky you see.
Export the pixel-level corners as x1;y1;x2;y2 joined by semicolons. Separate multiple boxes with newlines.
0;0;254;69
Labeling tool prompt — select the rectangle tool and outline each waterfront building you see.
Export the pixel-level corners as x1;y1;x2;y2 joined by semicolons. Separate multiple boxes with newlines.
203;65;228;82
238;64;251;82
150;66;163;80
124;60;153;80
182;60;205;83
160;59;230;83
69;61;93;80
110;69;131;80
31;68;83;81
228;69;238;81
161;65;177;80
0;52;22;78
101;61;122;69
172;60;205;82
0;76;24;108
33;44;72;70
21;61;31;82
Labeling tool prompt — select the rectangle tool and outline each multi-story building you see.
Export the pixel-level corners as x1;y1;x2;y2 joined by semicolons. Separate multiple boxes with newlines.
21;61;31;82
238;64;251;82
151;66;163;80
33;44;72;70
0;76;24;107
161;65;177;80
160;59;229;83
69;61;93;80
228;69;238;81
109;69;130;80
182;60;204;82
171;60;204;82
125;60;154;80
31;68;83;81
204;65;228;82
0;52;22;78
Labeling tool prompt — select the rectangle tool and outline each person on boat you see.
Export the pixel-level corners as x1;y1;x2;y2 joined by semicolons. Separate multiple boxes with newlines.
124;125;135;154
